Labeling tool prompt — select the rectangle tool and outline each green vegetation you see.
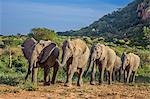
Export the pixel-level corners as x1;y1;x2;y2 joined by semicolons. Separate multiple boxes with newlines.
58;0;150;48
28;28;57;41
0;1;150;92
0;34;149;89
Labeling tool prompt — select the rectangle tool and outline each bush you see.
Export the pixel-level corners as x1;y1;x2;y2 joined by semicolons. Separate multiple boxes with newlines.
0;73;22;86
28;28;57;41
19;82;38;91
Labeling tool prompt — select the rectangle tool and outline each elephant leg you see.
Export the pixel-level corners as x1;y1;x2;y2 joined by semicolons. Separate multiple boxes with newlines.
112;71;115;81
127;69;132;83
108;69;113;85
119;69;121;82
124;70;126;83
99;66;105;84
99;61;106;84
51;62;59;84
32;67;38;85
132;71;136;83
77;68;84;86
25;67;31;81
98;66;104;84
65;64;70;84
65;66;75;87
44;65;50;86
90;62;96;85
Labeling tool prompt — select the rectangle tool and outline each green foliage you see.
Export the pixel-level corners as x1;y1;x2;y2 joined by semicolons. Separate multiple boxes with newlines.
143;26;150;47
28;28;57;41
0;35;150;87
12;56;27;73
19;82;39;91
58;0;150;47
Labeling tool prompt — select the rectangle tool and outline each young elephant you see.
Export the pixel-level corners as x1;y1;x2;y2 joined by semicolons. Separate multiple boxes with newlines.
86;44;116;85
57;39;90;87
121;52;140;83
113;56;122;82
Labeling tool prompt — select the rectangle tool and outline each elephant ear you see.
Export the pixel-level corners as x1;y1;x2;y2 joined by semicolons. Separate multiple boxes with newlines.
68;40;81;57
38;43;56;63
21;38;37;60
99;44;106;60
128;53;133;66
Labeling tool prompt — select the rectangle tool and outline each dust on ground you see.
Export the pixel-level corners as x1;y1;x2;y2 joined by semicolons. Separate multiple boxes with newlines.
0;82;150;99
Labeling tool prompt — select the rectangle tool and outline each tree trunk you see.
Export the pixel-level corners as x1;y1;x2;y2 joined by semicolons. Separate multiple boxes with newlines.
9;49;12;68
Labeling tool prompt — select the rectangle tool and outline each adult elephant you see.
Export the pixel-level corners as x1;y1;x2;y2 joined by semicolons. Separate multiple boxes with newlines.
85;44;116;85
121;52;140;83
57;39;90;87
38;42;59;85
113;56;122;82
22;38;59;85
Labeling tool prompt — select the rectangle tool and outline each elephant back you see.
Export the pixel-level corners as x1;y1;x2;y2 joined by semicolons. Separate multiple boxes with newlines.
21;38;37;61
38;43;56;63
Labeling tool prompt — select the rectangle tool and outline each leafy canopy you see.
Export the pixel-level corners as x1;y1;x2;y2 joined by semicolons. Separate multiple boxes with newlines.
28;28;57;41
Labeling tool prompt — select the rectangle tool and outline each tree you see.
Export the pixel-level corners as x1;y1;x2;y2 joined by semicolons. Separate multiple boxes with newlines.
143;26;150;47
28;28;57;41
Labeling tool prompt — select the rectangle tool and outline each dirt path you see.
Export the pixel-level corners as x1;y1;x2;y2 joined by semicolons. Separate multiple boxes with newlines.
0;83;150;99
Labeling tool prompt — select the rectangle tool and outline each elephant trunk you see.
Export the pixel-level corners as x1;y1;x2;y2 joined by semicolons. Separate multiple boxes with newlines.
57;54;67;67
57;59;66;67
122;59;126;70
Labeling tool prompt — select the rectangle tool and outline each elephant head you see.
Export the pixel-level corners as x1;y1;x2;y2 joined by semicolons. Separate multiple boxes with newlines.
121;52;130;70
57;39;73;67
29;40;51;70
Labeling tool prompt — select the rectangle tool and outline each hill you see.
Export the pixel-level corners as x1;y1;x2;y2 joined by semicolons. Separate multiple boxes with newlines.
58;0;150;47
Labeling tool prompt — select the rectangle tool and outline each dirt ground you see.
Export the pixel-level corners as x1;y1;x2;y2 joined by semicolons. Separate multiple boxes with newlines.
0;82;150;99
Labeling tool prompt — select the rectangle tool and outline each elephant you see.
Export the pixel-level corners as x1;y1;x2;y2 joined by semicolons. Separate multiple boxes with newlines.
22;38;59;85
121;52;140;83
57;39;90;87
85;44;116;85
38;42;59;85
113;56;122;82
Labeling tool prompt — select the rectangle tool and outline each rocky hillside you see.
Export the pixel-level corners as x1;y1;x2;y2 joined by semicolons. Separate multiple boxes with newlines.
58;0;150;46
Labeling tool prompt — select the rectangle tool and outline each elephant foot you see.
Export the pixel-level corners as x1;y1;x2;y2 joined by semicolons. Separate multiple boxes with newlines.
44;82;50;86
77;82;83;87
90;81;96;85
99;82;104;85
51;81;55;84
108;82;112;85
64;83;72;87
99;81;104;85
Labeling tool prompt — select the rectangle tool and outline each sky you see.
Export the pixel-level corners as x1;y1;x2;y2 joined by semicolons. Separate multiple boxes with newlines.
1;0;133;35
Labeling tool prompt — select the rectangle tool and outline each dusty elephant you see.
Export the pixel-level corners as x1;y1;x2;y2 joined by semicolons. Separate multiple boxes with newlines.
22;38;59;85
86;44;116;85
113;56;122;82
57;39;90;87
121;52;140;83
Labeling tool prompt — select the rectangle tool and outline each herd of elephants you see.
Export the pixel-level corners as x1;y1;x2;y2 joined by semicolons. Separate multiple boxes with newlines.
21;38;140;87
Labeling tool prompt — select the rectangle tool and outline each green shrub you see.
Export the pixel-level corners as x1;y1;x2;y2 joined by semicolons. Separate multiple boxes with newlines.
19;82;38;91
28;28;57;41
